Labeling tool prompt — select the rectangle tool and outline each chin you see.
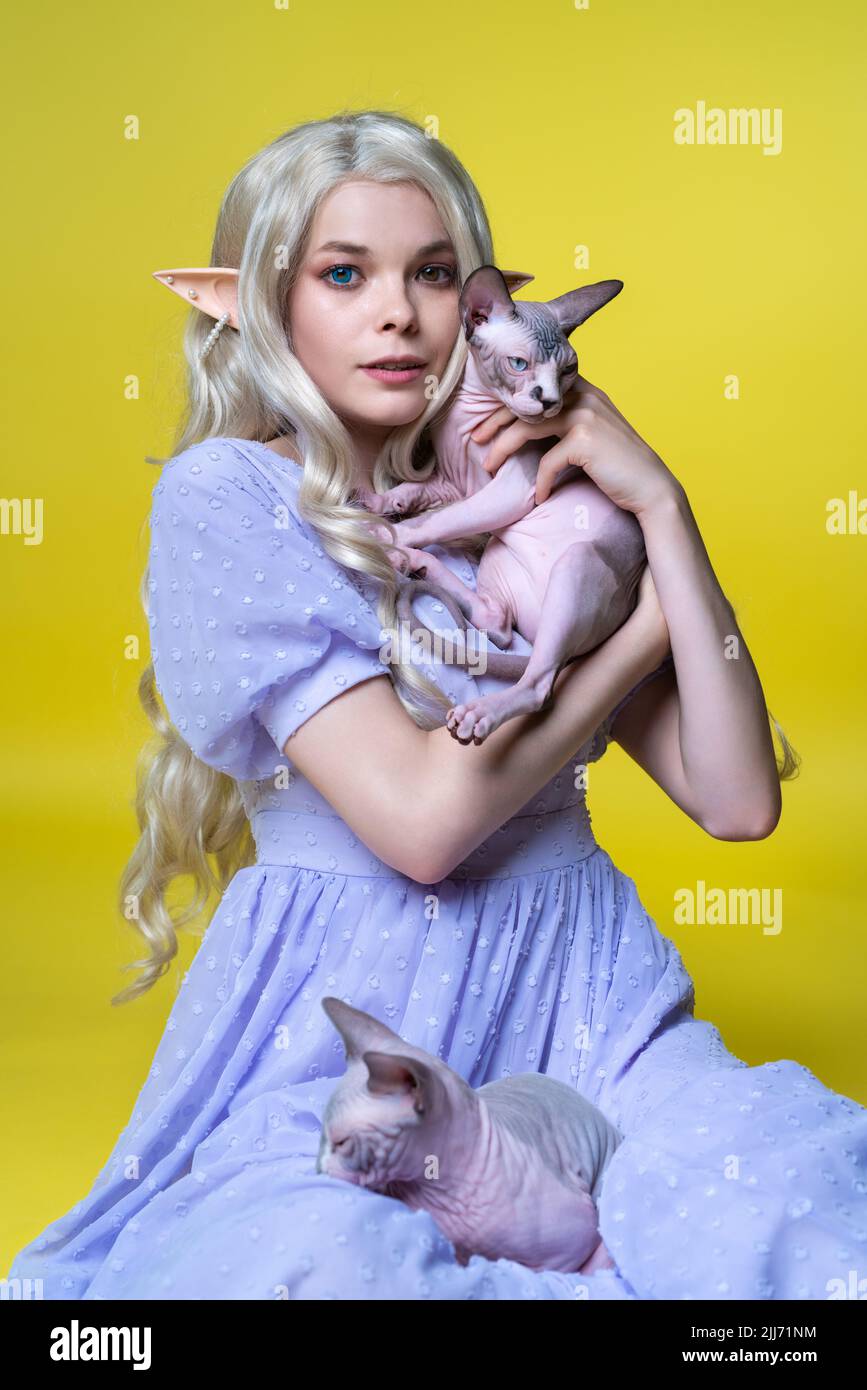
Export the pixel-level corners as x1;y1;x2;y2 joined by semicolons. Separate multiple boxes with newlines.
364;400;430;428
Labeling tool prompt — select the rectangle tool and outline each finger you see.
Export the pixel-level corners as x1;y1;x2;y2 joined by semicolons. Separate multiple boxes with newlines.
470;405;514;444
534;439;582;505
482;420;535;475
485;414;568;475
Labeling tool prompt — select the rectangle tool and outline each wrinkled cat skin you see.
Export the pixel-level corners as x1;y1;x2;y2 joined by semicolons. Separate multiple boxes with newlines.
316;997;621;1276
359;266;646;744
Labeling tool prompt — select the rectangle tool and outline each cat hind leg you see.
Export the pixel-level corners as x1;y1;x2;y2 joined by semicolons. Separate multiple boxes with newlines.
402;550;515;649
446;538;624;745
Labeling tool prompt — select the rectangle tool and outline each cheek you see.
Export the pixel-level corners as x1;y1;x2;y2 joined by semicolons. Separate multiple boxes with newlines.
291;286;364;370
414;305;461;378
427;300;460;367
288;304;345;395
435;294;460;336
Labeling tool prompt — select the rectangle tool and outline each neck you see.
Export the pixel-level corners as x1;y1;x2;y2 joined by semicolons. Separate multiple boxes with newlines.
392;1102;504;1220
460;352;503;408
345;426;387;492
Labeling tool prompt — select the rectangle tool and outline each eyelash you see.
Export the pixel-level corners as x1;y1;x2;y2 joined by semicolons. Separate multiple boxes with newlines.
320;263;458;290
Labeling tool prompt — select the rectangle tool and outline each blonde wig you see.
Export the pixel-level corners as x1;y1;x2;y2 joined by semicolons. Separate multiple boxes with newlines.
116;109;799;1005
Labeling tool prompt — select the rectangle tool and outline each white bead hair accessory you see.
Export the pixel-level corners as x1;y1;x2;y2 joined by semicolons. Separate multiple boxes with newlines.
198;310;232;363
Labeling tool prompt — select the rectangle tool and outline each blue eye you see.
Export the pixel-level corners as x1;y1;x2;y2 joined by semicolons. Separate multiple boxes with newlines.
508;357;529;372
324;265;358;286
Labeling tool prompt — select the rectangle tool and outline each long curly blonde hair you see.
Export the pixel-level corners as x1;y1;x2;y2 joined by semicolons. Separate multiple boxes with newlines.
116;108;800;1007
116;109;496;1005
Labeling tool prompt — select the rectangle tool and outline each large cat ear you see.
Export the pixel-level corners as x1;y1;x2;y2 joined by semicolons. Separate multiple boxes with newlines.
320;996;403;1059
459;263;522;335
151;267;240;330
498;268;535;294
363;1051;448;1117
549;278;624;336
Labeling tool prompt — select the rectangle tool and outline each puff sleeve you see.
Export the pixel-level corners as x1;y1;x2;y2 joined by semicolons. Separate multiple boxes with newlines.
146;440;393;780
597;652;676;753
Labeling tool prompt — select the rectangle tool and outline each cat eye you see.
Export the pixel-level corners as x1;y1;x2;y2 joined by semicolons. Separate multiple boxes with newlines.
507;357;529;372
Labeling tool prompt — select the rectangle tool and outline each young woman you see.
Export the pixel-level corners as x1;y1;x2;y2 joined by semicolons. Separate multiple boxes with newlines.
9;110;866;1302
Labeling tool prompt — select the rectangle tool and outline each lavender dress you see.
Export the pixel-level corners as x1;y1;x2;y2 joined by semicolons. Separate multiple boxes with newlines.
9;437;867;1301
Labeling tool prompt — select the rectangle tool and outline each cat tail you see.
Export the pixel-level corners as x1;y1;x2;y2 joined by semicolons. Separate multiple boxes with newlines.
395;578;531;682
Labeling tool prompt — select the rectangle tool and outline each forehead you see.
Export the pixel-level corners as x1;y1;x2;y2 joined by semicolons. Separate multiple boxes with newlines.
308;178;453;256
487;310;575;358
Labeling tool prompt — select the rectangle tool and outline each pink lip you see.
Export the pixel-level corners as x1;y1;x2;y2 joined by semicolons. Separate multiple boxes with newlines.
361;363;426;384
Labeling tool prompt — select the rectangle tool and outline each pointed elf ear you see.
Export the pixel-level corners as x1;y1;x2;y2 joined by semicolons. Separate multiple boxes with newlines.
151;267;240;330
497;269;535;294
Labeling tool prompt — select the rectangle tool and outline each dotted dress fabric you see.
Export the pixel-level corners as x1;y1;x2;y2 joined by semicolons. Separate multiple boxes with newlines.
9;437;867;1302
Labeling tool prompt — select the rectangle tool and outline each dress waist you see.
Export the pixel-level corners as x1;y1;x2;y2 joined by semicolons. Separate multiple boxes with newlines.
251;802;599;881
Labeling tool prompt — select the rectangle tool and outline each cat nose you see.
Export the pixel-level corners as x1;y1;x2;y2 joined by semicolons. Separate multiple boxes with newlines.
530;387;559;409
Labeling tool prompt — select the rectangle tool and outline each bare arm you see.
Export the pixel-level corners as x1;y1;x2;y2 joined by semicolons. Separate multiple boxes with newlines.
282;590;671;884
609;486;782;841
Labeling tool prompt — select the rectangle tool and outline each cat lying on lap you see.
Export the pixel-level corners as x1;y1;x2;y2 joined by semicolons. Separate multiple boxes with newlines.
316;996;621;1276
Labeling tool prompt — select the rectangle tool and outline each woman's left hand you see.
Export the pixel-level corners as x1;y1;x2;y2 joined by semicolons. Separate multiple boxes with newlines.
471;373;682;516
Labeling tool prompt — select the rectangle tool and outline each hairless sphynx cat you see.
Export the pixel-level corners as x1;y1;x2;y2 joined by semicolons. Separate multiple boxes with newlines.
317;996;620;1276
357;266;647;744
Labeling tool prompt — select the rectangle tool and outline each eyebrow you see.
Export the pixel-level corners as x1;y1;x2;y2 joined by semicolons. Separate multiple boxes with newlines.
313;239;456;257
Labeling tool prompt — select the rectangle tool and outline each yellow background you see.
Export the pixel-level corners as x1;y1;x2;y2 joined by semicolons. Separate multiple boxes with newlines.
3;0;865;1269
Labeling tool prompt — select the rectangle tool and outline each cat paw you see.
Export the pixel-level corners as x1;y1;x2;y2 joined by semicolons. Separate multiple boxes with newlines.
365;518;398;547
372;541;429;577
356;488;390;515
398;546;430;578
356;487;413;518
446;685;548;743
445;699;498;744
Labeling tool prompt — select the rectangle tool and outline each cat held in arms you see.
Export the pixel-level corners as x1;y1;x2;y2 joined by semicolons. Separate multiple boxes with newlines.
359;265;647;745
316;997;621;1276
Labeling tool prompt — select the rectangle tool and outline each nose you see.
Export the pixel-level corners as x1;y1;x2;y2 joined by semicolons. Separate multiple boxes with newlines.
375;277;418;332
530;386;559;409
